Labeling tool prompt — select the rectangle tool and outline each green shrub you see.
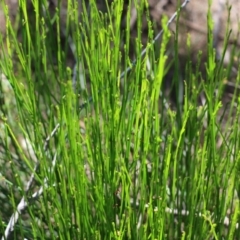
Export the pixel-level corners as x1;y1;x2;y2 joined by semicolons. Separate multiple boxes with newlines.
0;0;240;239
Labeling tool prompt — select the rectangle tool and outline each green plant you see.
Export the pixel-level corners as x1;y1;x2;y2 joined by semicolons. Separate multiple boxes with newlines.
0;0;240;239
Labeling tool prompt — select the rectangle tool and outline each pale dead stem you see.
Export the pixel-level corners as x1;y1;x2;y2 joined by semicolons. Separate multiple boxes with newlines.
1;123;60;240
165;207;239;229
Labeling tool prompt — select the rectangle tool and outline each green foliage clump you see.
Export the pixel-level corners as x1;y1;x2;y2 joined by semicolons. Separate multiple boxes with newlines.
0;0;240;239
